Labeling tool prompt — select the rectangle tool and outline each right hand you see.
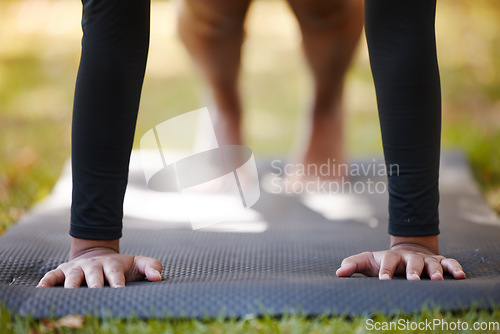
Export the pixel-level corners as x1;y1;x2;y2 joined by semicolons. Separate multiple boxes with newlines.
37;238;163;288
336;235;466;280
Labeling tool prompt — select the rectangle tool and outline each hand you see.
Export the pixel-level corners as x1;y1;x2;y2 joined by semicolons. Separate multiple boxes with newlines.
336;236;466;280
37;238;163;288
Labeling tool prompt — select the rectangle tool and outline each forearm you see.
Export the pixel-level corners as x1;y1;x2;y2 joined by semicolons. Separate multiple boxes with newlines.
70;0;150;241
365;0;441;237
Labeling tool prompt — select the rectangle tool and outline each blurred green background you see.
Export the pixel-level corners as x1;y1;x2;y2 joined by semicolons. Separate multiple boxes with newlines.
1;0;499;234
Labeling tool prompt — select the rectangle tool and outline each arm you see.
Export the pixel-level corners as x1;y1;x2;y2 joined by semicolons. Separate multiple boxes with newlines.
337;0;465;280
38;0;160;288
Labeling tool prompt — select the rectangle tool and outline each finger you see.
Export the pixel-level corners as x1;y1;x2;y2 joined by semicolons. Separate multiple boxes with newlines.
37;268;65;287
441;258;466;279
379;251;401;280
103;261;126;288
336;258;357;277
424;256;444;280
63;267;85;288
82;264;105;288
336;252;378;277
405;254;424;280
133;256;163;282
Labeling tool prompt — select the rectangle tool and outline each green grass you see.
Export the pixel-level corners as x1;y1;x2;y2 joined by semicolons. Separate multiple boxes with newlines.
1;0;500;331
1;307;499;334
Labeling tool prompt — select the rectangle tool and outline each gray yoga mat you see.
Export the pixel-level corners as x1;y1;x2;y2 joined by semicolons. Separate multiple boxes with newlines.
1;151;499;318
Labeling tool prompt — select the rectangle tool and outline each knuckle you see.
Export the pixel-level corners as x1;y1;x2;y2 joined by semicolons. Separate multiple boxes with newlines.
425;256;440;264
384;250;396;260
103;259;120;269
106;267;124;276
86;269;102;277
67;267;82;276
107;267;122;274
57;263;70;271
83;262;102;270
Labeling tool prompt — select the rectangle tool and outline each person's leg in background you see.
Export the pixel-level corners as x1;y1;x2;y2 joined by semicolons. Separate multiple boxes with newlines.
178;0;363;180
286;0;364;180
71;0;151;240
177;0;252;146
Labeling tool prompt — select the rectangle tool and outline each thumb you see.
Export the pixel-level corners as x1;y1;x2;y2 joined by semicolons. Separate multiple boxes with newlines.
336;252;378;277
336;259;357;277
133;256;163;282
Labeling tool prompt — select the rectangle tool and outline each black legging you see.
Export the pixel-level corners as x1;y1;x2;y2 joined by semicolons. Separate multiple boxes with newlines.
70;0;150;239
70;0;440;240
366;0;441;237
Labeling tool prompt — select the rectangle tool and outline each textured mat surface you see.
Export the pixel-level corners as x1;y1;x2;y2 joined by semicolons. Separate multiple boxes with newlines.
1;152;500;318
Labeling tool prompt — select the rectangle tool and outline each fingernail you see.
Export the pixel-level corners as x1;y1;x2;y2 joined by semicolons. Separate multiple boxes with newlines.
381;274;390;280
155;270;162;279
113;285;124;288
433;272;443;279
411;273;420;280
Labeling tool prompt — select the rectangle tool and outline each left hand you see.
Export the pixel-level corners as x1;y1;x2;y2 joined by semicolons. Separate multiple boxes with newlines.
336;236;466;280
37;238;163;288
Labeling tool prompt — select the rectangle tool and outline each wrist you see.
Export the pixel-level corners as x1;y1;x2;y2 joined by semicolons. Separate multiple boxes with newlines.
69;237;120;260
390;235;439;254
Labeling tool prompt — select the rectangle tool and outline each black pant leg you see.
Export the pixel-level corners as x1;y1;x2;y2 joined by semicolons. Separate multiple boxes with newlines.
70;0;150;240
365;0;441;236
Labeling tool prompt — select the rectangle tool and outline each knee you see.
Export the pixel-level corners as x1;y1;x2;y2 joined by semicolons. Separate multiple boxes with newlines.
178;0;247;40
291;0;363;32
